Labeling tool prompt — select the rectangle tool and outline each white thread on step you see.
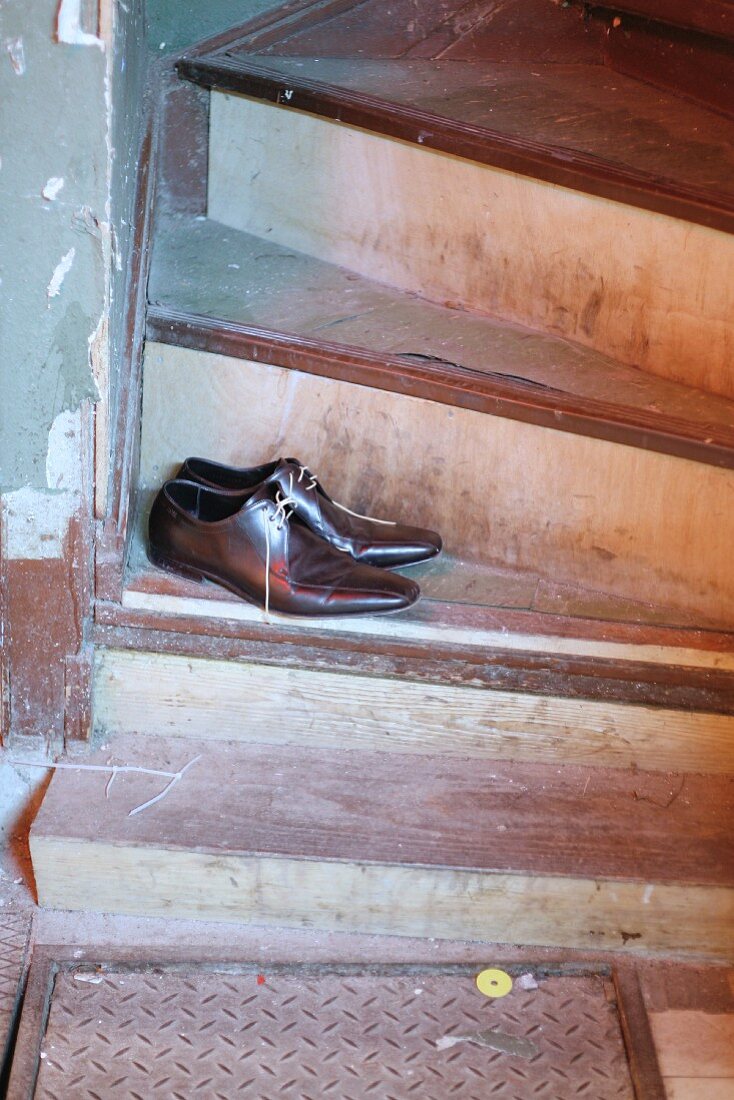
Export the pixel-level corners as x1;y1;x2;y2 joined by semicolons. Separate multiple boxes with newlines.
295;464;397;526
11;756;202;816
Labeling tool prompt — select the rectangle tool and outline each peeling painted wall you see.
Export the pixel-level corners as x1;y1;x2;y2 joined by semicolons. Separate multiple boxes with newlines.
0;0;146;745
147;0;282;53
0;0;108;495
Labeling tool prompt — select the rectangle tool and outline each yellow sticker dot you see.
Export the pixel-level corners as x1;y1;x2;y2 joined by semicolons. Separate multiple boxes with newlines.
476;968;513;998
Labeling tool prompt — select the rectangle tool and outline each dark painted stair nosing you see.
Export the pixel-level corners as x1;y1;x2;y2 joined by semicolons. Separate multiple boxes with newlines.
147;304;734;471
177;54;734;235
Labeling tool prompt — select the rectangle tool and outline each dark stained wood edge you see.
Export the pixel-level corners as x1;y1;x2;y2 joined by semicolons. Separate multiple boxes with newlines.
604;11;734;118
147;305;734;471
96;73;161;603
93;606;734;715
592;0;734;41
4;953;57;1100
177;54;734;235
1;402;94;747
613;967;668;1100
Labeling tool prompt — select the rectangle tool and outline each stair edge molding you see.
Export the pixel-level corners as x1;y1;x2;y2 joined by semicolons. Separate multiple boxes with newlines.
177;54;734;235
146;306;734;472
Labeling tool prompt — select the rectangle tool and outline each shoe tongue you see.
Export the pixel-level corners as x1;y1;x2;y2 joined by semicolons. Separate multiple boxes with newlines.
245;481;280;509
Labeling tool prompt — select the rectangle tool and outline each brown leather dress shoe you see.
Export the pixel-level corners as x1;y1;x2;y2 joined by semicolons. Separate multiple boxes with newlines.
176;457;442;569
148;479;421;617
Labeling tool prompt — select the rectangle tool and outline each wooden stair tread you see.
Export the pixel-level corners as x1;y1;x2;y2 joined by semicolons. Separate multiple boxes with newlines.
178;50;734;232
126;487;734;639
148;215;734;469
31;735;734;887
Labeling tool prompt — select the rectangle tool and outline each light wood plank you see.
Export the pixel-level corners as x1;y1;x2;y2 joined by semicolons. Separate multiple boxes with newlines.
208;92;734;399
651;1011;734;1078
141;343;734;625
94;647;734;775
29;736;733;956
664;1080;734;1099
30;839;734;959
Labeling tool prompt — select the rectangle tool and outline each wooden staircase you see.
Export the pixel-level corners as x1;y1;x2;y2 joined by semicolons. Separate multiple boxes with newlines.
35;0;734;958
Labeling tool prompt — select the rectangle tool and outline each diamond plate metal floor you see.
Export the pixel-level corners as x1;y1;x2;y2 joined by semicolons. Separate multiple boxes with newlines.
0;912;31;1067
33;967;634;1099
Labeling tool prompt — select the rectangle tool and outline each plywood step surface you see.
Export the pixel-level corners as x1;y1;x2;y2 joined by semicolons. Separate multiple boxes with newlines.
148;214;734;470
30;736;734;956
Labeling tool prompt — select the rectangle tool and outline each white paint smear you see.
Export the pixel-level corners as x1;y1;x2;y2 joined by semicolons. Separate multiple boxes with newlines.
57;0;104;48
5;37;25;74
47;247;75;299
42;177;65;201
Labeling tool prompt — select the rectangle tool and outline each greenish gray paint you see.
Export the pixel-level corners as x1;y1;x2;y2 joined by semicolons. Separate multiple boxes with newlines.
147;0;282;53
0;0;107;490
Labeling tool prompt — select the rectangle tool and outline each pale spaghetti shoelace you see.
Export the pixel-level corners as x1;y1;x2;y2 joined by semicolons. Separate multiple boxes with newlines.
292;464;397;527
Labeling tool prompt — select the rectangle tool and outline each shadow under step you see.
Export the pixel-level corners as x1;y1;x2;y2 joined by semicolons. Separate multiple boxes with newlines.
30;735;734;959
147;215;734;471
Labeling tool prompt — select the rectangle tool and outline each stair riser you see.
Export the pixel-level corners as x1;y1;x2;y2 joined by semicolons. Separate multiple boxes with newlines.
142;342;734;626
30;838;734;959
208;92;734;399
93;649;734;776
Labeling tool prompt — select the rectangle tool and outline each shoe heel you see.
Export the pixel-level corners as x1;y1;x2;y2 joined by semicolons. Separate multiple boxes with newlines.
148;546;206;583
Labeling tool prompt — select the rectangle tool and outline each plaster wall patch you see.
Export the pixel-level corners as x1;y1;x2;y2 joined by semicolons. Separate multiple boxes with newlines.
2;485;80;560
47;247;76;300
3;409;84;559
5;37;26;75
42;177;65;202
57;0;104;48
46;408;84;494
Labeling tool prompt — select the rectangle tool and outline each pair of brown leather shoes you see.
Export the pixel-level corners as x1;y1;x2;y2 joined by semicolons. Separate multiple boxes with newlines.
148;457;442;618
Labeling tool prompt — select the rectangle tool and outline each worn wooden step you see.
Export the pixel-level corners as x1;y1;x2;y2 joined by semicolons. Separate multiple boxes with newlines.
29;735;734;957
195;82;734;399
148;215;734;471
138;335;734;626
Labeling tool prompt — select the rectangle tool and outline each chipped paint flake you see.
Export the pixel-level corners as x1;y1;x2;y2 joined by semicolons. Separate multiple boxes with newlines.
46;247;76;300
42;177;65;202
57;0;104;48
5;37;26;75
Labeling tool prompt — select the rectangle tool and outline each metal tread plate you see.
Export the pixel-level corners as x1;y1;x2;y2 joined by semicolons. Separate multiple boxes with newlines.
34;966;634;1099
0;912;31;1065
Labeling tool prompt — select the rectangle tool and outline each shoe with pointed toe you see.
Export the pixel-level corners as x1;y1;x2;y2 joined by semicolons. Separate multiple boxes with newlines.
148;479;421;617
176;456;442;568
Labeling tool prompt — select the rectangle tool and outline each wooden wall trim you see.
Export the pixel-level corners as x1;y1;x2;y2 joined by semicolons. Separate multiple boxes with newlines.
177;54;734;234
614;967;667;1100
95;92;160;603
146;306;734;471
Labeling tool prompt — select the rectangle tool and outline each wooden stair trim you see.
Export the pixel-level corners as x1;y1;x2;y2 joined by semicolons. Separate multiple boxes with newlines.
92;642;734;776
30;737;734;887
94;604;734;718
591;0;734;41
121;556;734;659
147;305;734;471
96;104;159;603
177;53;734;234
